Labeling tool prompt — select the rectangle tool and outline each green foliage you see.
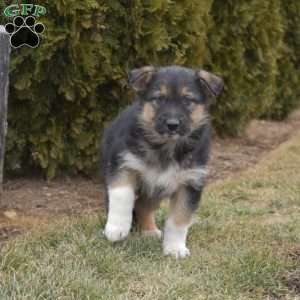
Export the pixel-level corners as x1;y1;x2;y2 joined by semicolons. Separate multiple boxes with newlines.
266;0;300;119
206;0;285;135
4;0;131;177
129;0;212;66
1;0;299;177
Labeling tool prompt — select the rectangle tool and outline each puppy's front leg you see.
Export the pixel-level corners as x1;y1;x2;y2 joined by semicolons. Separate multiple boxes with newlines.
104;172;136;242
163;186;202;258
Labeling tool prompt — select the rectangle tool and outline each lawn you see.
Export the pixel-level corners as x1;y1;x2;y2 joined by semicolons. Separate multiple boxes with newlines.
1;136;300;300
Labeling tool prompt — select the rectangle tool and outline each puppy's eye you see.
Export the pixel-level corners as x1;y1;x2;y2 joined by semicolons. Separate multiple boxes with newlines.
150;95;165;106
183;96;196;108
152;99;159;107
184;95;196;101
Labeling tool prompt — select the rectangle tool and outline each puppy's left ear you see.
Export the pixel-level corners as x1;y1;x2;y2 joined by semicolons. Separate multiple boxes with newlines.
128;66;156;92
196;70;224;98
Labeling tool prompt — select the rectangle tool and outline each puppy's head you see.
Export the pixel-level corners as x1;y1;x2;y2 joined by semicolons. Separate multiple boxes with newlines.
129;65;223;143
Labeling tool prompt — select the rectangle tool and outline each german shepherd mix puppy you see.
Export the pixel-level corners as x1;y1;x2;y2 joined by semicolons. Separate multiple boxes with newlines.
102;66;223;258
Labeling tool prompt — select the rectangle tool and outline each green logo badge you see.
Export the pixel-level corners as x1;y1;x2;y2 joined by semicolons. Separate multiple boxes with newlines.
4;4;46;18
3;3;47;48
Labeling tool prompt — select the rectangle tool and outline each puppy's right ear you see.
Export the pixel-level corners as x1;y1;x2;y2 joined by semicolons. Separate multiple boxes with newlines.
128;66;156;92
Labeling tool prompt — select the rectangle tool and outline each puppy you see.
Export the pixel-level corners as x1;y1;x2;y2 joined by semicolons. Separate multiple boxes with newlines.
101;65;223;258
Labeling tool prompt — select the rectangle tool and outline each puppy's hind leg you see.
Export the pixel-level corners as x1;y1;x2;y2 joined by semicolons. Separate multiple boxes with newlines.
134;200;162;239
104;171;136;242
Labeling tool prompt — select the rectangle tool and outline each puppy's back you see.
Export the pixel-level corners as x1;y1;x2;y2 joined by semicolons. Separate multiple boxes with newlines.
101;102;140;177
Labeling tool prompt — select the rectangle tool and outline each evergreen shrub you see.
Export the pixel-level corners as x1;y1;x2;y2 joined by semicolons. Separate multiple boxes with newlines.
0;0;299;177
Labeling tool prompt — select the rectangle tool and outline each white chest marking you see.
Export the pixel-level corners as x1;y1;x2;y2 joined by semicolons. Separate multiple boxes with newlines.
121;152;207;196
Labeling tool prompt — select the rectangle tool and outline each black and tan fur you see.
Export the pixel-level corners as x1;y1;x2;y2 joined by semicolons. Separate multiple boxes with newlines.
101;65;223;258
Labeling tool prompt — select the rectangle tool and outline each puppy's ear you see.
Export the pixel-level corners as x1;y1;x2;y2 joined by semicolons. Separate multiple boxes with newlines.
128;66;156;92
196;70;224;98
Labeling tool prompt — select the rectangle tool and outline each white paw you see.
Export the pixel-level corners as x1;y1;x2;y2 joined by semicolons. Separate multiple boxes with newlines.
163;244;190;258
104;224;130;242
142;229;162;239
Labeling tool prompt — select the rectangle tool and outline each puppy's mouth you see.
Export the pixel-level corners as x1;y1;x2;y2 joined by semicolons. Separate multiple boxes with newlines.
162;132;180;140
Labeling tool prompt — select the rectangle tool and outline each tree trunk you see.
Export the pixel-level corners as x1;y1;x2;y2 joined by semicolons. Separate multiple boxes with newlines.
0;26;10;194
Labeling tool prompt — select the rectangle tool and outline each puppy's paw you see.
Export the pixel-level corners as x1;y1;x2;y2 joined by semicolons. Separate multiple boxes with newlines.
163;244;190;258
104;224;130;242
142;228;162;239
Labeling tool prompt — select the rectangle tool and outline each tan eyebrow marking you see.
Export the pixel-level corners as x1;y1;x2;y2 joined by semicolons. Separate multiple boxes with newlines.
181;86;196;98
150;84;169;99
141;102;155;123
160;84;169;96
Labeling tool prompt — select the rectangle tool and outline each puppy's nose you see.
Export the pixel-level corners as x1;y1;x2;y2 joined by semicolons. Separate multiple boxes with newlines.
166;118;180;132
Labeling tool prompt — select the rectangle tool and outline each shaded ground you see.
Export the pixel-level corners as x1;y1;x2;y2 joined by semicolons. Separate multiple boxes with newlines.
1;111;300;245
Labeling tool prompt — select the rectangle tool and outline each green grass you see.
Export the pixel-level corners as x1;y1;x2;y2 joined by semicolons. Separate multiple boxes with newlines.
1;137;300;300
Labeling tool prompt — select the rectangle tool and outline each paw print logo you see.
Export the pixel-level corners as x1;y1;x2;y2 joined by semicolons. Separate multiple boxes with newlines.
5;16;45;49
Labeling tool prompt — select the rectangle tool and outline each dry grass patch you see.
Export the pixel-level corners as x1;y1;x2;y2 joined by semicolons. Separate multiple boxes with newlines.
1;136;300;299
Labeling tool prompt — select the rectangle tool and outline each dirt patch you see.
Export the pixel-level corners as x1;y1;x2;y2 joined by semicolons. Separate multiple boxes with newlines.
283;269;300;295
281;247;300;296
287;247;300;263
0;179;105;247
1;179;105;216
208;110;300;182
1;110;300;244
